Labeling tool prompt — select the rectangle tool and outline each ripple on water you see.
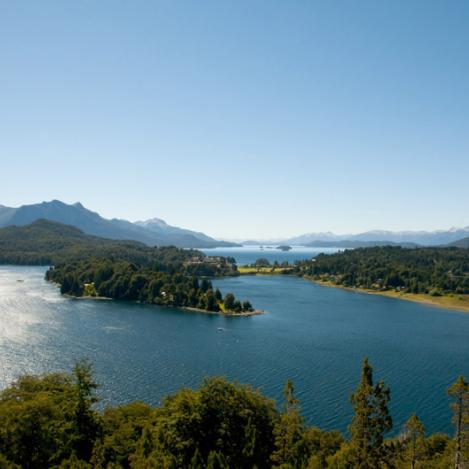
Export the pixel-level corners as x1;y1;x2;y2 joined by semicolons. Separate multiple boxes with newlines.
1;266;469;435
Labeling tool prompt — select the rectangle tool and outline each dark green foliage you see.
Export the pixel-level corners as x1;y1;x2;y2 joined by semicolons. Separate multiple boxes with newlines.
426;433;450;460
0;363;464;468
0;219;237;277
0;219;256;313
271;380;310;468
91;402;151;468
396;413;427;469
346;358;392;468
447;376;469;468
46;258;253;313
131;377;278;468
0;365;100;469
294;246;469;295
242;300;253;311
73;361;100;461
223;292;235;310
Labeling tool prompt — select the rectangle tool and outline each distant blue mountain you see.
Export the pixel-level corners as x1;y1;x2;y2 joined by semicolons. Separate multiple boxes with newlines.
447;236;469;248
0;200;238;249
284;226;469;247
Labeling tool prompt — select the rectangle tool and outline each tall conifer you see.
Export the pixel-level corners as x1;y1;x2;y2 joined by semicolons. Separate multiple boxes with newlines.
348;358;392;468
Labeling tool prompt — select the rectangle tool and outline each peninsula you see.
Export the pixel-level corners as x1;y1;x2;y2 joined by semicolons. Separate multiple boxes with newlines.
294;246;469;313
0;220;258;316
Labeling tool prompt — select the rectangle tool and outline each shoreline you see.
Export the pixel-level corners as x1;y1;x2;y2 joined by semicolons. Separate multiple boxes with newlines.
304;276;469;313
237;266;293;275
63;292;264;317
182;306;265;317
64;294;112;301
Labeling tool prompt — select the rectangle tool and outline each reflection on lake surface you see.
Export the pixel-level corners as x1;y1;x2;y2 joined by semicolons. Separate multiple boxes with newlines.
1;265;468;435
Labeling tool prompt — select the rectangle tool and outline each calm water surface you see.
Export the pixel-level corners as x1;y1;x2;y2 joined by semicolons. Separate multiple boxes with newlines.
202;245;340;265
1;265;469;435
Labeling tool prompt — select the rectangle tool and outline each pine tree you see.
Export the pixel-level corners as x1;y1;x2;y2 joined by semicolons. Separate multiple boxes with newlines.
271;379;308;468
448;376;469;469
72;360;100;461
348;358;392;468
403;413;426;469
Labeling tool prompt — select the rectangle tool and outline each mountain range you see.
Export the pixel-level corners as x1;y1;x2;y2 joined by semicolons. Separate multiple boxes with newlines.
1;200;468;248
282;228;469;246
243;227;469;247
0;200;238;249
448;236;469;248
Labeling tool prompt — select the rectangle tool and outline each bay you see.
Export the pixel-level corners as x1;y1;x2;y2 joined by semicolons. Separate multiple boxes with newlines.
1;264;468;435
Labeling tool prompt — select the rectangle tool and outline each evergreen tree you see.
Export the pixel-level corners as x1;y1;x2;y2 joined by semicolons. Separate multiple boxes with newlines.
242;300;253;311
348;358;392;468
271;380;309;468
223;293;235;310
72;360;100;461
448;376;469;469
402;413;426;469
206;291;219;312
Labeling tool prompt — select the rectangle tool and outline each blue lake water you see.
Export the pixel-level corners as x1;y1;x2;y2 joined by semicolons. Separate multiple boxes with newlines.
202;245;341;265
1;265;469;436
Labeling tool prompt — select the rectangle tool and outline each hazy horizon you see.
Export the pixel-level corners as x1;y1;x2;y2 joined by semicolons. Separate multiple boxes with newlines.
2;1;468;238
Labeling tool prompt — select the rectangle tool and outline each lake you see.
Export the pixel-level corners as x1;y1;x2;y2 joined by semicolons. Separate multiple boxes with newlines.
1;264;469;436
202;245;341;265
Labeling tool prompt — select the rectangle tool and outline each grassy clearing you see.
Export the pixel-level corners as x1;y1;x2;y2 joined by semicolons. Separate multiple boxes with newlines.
237;266;293;275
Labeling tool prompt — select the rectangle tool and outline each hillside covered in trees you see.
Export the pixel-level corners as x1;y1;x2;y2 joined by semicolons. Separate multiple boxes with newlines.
0;219;255;314
293;246;469;296
0;219;236;277
0;359;467;468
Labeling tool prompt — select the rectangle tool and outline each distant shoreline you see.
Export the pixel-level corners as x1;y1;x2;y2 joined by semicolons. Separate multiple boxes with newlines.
237;266;293;275
234;271;469;313
304;276;469;313
64;294;112;301
182;306;265;317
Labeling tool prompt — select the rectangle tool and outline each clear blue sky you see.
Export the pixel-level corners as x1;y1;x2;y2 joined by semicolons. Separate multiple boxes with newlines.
1;1;468;239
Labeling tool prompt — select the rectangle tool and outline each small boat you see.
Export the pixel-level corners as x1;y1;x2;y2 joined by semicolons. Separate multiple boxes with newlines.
217;327;225;332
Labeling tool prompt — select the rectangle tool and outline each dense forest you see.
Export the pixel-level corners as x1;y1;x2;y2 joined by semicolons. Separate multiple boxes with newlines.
293;246;469;296
0;219;255;314
46;258;253;314
0;219;237;277
0;360;467;468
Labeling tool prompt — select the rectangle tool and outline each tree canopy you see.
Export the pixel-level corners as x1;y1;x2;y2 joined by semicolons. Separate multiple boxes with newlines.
0;360;465;468
293;246;469;296
46;258;254;314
